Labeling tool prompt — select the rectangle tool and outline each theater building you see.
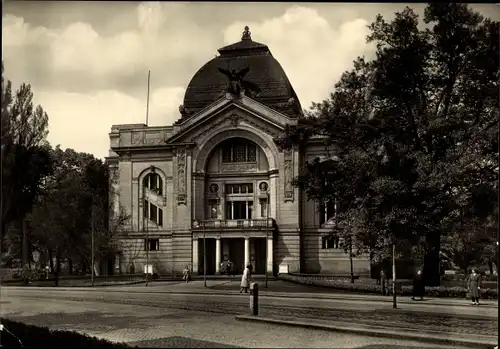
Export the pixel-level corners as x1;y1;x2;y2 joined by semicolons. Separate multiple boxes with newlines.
107;27;370;276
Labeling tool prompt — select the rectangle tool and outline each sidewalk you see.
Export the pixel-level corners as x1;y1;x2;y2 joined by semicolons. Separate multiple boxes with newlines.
235;314;498;348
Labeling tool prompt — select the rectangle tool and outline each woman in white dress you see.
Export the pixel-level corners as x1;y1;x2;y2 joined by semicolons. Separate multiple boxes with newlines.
240;264;252;293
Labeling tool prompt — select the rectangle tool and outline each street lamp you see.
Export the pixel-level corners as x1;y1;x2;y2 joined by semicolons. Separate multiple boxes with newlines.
143;181;149;287
91;195;95;287
265;190;270;288
349;235;354;284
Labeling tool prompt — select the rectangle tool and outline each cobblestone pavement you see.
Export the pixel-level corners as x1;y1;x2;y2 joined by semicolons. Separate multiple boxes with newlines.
2;287;497;338
0;291;474;348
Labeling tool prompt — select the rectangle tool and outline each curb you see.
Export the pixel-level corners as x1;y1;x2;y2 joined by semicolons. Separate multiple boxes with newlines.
235;315;497;348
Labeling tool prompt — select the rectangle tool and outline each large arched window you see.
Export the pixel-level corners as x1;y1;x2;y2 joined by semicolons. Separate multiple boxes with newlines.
143;173;163;195
221;138;257;163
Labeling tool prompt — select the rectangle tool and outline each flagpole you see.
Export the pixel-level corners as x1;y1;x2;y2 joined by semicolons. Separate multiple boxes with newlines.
146;70;151;126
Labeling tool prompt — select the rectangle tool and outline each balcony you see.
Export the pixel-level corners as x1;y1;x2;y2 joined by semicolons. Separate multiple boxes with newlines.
192;219;275;231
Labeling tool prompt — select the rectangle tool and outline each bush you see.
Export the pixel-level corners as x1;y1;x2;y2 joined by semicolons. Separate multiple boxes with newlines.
279;273;498;299
0;318;133;348
21;267;46;281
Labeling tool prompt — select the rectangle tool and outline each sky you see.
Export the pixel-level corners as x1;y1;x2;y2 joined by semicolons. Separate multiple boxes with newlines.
3;2;499;160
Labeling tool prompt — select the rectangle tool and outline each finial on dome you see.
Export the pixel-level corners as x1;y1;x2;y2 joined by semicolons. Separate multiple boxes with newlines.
242;26;251;41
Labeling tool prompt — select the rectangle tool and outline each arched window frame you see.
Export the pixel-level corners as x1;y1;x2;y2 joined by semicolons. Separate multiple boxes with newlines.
143;172;163;195
138;167;168;230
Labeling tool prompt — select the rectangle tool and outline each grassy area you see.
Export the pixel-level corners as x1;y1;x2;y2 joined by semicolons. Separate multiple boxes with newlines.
0;318;132;348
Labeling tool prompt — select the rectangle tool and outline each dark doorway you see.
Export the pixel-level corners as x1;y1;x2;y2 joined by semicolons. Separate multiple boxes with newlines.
198;238;216;275
229;238;245;274
254;238;266;274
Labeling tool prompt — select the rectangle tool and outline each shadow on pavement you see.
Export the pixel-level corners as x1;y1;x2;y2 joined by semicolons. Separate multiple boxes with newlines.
128;336;243;348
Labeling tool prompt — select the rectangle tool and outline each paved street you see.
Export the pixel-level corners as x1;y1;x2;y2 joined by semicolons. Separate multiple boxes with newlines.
1;281;497;348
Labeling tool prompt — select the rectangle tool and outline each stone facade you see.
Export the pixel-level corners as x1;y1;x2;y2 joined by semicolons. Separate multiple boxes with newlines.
106;32;370;277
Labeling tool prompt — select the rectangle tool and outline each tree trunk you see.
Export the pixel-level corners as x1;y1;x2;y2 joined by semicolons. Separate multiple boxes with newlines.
48;248;54;273
423;233;441;287
488;261;493;276
0;219;6;267
68;258;73;275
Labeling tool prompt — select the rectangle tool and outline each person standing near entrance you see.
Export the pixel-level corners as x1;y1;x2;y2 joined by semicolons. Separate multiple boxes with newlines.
240;264;252;293
467;268;482;305
182;265;191;283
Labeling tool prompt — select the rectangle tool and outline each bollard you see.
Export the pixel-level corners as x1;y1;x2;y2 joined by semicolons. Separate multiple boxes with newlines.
249;282;258;316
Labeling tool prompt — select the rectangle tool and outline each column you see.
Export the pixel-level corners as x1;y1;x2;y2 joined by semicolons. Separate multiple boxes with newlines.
192;239;199;274
244;237;250;267
215;238;221;274
267;238;274;276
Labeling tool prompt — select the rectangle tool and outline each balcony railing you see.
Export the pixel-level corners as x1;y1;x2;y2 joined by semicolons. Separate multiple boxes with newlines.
192;219;274;230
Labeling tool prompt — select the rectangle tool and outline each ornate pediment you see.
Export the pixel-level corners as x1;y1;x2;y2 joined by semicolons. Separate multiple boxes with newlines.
166;96;296;145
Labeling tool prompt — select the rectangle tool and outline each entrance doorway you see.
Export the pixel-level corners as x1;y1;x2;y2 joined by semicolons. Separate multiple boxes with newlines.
253;238;266;274
226;238;245;274
198;238;216;275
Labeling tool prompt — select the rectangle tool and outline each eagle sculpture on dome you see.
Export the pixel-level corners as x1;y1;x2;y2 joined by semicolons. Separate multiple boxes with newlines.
217;66;262;98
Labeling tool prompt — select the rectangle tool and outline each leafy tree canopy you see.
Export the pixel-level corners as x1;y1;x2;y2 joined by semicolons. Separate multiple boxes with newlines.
278;4;499;284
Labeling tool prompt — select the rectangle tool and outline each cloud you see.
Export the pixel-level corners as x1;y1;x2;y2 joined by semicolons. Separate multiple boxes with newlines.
3;3;377;159
35;86;185;159
223;6;376;110
2;3;218;92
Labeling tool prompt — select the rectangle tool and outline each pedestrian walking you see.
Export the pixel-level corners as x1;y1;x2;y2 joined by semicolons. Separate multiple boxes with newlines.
240;264;252;293
182;265;191;283
467;268;482;306
226;260;232;277
380;269;388;296
412;268;424;301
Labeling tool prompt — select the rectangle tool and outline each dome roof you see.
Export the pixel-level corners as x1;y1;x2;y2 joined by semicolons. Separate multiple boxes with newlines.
181;26;302;119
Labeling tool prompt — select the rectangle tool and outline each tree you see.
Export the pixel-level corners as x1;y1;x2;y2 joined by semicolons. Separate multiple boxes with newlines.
29;146;130;278
279;4;499;286
1;63;53;263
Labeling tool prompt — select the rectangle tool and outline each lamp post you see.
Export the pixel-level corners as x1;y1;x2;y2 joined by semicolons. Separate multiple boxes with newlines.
143;182;149;287
91;196;95;287
392;242;397;309
349;235;354;284
203;220;207;288
265;190;270;288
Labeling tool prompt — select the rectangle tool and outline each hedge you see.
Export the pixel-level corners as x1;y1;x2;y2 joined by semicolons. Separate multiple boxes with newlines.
279;273;498;299
0;318;133;348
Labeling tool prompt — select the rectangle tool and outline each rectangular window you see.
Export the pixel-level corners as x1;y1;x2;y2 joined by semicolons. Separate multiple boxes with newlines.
143;199;149;218
158;208;163;226
145;238;159;251
225;183;253;194
235;144;246;162
226;201;232;219
321;236;339;249
319;198;336;225
222;148;232;163
226;201;253;219
247;145;256;162
149;202;157;222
